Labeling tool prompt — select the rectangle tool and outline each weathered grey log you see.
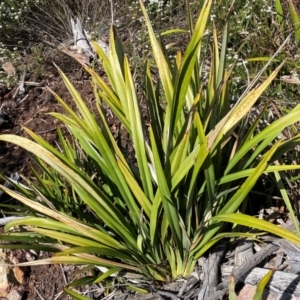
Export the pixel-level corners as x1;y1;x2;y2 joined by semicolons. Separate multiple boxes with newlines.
217;243;279;291
70;17;108;59
234;240;254;267
241;267;300;296
156;290;179;300
273;238;300;273
198;240;227;300
130;293;163;300
206;243;279;300
70;17;94;58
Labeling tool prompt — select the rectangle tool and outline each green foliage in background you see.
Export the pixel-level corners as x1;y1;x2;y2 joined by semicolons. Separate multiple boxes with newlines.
0;0;38;27
1;0;300;297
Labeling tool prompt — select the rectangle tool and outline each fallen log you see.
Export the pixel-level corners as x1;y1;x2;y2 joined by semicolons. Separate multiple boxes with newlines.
241;267;300;296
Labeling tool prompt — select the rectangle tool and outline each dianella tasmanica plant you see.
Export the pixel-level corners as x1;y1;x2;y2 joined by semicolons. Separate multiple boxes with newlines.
2;0;300;294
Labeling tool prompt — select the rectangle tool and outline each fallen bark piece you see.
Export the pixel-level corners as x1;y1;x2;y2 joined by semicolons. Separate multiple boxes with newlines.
274;239;300;273
234;240;254;267
7;289;22;300
198;240;227;300
241;267;300;296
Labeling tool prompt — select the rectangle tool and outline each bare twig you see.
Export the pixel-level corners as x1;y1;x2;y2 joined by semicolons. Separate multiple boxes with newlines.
34;287;46;300
16;94;29;106
60;264;68;285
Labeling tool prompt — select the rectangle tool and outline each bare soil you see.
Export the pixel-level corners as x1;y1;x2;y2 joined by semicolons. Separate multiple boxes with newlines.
0;62;93;177
0;57;102;299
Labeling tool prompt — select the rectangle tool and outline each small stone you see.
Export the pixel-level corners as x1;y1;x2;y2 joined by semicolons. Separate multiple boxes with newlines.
7;290;22;300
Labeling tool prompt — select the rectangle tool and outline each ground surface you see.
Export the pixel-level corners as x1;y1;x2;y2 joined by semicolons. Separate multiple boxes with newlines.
0;55;99;299
0;54;145;300
1;54;300;300
0;58;93;177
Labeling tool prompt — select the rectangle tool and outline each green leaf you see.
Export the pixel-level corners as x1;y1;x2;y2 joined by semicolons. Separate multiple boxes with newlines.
16;254;139;271
220;61;285;140
274;171;300;236
225;105;300;175
220;141;281;214
229;275;237;300
1;185;126;250
212;213;300;246
123;57;154;200
275;0;284;31
127;285;149;294
93;267;122;283
139;0;173;107
149;127;182;249
219;165;300;184
168;0;212;156
253;269;274;300
117;158;152;218
64;288;91;300
288;0;300;42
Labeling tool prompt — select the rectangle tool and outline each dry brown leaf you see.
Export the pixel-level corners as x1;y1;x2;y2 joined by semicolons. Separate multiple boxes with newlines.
2;62;16;76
